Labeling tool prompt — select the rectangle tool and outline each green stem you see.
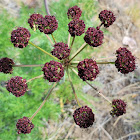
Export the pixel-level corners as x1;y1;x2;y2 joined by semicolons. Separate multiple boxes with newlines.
71;68;111;104
70;36;75;50
70;61;79;64
96;61;115;64
69;42;88;62
26;74;44;83
70;65;77;68
71;61;115;65
66;67;81;107
13;64;44;67
29;82;57;121
28;41;59;61
51;33;56;43
96;56;116;61
67;33;71;47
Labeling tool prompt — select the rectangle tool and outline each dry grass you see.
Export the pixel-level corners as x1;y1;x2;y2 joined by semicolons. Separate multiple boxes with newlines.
40;0;140;139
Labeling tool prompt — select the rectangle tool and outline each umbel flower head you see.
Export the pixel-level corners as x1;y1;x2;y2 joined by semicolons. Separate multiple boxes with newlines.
0;57;14;74
28;13;44;31
115;47;136;74
6;76;28;97
68;19;85;37
42;60;64;82
99;10;116;28
84;27;104;47
51;42;70;60
67;5;82;19
77;59;99;81
16;117;34;134
110;99;127;117
38;15;58;34
11;27;31;48
73;106;95;128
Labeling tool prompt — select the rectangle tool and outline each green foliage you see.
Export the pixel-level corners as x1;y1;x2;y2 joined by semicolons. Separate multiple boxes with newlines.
55;81;74;103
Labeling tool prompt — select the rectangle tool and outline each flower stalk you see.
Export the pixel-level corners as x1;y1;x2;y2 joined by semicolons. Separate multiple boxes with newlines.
67;33;71;47
13;64;44;67
70;36;75;50
96;56;116;61
71;68;111;104
26;74;44;83
96;61;115;64
51;33;56;43
29;82;57;121
28;41;59;61
71;61;115;65
46;34;54;45
66;67;81;107
69;42;88;62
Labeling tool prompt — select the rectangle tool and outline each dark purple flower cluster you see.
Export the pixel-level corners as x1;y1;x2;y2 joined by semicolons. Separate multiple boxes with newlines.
110;99;127;117
42;60;64;82
73;106;94;128
115;47;136;74
67;5;82;19
6;76;28;97
0;57;14;74
11;27;31;48
16;117;34;134
99;10;116;28
38;15;58;34
51;42;70;60
28;13;44;30
68;19;85;37
77;59;99;81
84;27;104;47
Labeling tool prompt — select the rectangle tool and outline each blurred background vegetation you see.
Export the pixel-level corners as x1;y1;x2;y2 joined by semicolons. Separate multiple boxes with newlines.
0;0;102;139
